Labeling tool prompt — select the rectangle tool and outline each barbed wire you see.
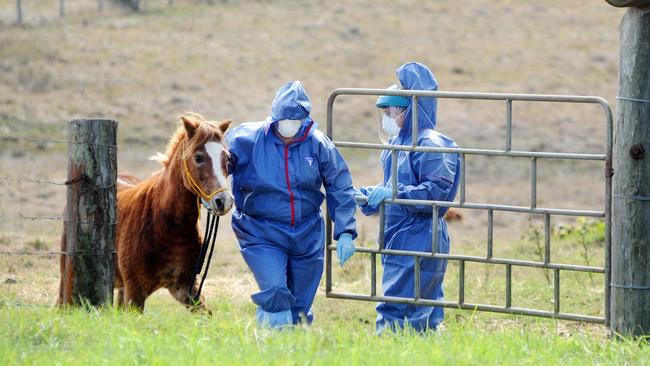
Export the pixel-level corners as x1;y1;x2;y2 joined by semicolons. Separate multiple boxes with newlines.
0;215;64;221
0;134;116;148
0;217;117;226
0;177;68;186
1;132;118;258
0;250;116;256
0;177;117;190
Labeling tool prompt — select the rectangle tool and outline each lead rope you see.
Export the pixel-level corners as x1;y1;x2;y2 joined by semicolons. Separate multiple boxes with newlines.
182;155;227;304
189;210;220;303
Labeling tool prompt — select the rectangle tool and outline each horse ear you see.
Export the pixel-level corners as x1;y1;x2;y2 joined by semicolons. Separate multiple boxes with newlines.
218;119;232;134
181;116;198;139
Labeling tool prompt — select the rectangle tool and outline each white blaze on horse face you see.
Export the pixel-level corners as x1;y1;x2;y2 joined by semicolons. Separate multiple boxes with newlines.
205;141;228;189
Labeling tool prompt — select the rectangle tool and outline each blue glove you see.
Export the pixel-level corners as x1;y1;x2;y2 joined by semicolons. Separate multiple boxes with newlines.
336;233;355;267
355;186;378;206
367;186;392;208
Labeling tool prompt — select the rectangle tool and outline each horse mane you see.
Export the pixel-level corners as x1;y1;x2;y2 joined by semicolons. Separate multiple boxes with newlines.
149;112;222;167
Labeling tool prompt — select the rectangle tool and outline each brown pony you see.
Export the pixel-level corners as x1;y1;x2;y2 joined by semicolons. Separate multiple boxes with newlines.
58;112;234;312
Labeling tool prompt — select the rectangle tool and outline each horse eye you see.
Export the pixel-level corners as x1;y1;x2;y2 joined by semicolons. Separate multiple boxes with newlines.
194;155;204;164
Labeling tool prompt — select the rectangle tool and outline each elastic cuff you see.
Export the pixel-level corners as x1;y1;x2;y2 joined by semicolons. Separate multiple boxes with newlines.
251;286;295;312
334;230;357;241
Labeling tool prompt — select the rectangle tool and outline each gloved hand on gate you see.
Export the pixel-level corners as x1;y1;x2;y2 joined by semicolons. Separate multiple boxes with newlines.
367;185;392;208
336;233;355;268
355;186;378;206
353;188;367;205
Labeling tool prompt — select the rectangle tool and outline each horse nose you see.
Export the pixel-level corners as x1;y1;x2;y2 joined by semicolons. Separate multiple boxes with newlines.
210;192;233;215
213;198;224;211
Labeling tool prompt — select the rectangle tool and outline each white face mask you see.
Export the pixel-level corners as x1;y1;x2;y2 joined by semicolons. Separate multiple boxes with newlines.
277;119;302;138
382;114;400;137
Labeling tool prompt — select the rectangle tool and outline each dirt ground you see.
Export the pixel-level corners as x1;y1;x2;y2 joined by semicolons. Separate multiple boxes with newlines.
0;1;623;311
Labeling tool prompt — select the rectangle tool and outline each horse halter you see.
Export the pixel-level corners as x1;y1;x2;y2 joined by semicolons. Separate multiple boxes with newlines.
182;155;229;204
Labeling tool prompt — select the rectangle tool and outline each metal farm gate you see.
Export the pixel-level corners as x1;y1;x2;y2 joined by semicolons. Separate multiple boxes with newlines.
324;89;613;325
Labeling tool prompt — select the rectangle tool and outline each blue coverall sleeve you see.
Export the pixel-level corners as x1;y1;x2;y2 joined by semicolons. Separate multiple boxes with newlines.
225;125;253;176
397;139;458;214
319;137;358;240
358;185;380;216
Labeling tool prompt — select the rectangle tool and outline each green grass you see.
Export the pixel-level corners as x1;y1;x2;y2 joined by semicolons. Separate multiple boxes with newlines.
1;298;648;366
2;218;647;366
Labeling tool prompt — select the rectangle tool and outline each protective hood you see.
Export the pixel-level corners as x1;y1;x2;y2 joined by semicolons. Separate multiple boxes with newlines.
266;81;315;141
396;62;439;140
270;81;312;122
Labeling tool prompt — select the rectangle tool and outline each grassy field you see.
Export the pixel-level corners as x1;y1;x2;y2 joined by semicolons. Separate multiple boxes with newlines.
1;1;642;365
2;218;638;365
2;294;649;365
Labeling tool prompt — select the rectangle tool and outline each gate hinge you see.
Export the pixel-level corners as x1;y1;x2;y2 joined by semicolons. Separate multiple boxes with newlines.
605;161;614;177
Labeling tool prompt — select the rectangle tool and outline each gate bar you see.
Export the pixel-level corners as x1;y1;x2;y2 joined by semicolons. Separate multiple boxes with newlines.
327;89;610;116
335;141;605;161
371;253;377;296
554;269;561;315
506;264;512;308
459;260;465;305
378;204;385;249
432;205;439;254
327;291;605;324
459;153;466;204
411;96;419;147
531;157;538;208
373;197;604;217
356;193;604;217
326;216;333;292
544;214;551;264
391;150;398;198
332;245;606;273
506;99;513;151
414;256;421;300
487;209;494;259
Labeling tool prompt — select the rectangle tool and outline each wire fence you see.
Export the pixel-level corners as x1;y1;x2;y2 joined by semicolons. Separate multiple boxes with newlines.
1;132;68;261
2;123;118;305
1;131;69;302
0;132;117;232
0;130;117;256
6;0;184;25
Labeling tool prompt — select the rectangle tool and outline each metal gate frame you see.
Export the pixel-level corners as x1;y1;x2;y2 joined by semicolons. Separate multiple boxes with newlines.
324;89;613;325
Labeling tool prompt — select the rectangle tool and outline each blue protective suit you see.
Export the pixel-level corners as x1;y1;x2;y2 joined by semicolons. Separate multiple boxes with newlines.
226;81;357;326
359;63;460;333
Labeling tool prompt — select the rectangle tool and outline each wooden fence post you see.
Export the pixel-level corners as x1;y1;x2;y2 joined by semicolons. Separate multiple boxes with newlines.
59;0;65;17
60;119;117;307
16;0;22;24
611;7;650;337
